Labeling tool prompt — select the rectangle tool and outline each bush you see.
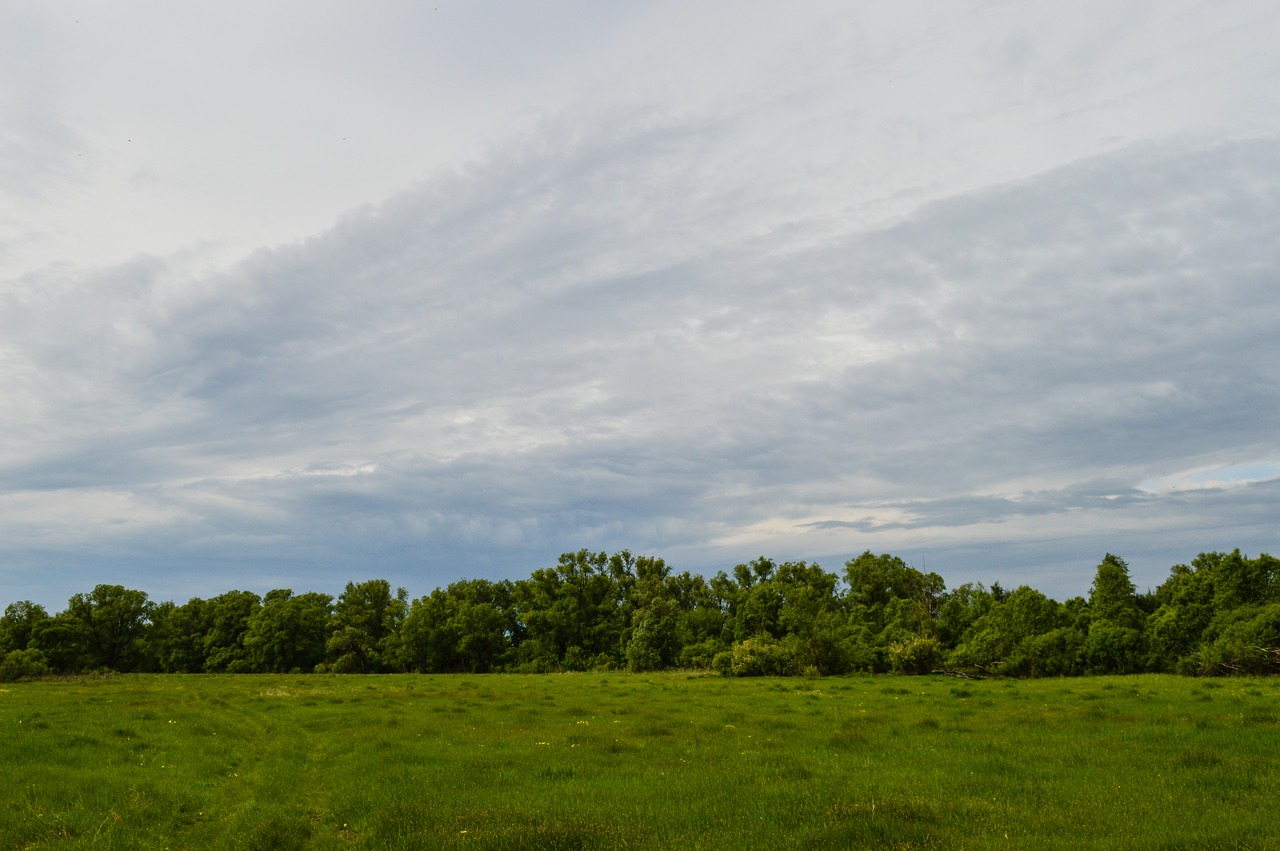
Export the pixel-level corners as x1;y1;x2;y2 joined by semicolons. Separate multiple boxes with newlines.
1085;622;1144;674
678;639;725;670
843;637;883;674
0;649;50;682
1199;604;1280;675
330;653;364;674
592;653;617;672
888;637;943;674
720;637;800;677
1024;627;1086;676
562;646;588;672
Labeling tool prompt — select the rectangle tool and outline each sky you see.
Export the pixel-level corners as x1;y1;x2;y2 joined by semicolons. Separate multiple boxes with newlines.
2;0;1279;611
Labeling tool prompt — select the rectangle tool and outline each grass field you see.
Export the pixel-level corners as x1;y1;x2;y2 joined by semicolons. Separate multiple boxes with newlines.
1;673;1277;849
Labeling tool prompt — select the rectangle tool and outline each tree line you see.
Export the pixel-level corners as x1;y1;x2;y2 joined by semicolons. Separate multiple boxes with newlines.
2;548;1277;681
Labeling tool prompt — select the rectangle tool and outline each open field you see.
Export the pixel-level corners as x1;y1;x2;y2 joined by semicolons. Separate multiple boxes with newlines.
1;674;1277;849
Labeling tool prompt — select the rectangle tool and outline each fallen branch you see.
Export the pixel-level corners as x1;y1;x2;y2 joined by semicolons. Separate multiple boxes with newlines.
930;669;988;680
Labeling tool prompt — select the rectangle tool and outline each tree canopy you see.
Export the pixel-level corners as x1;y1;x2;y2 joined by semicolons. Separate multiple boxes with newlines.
3;548;1277;680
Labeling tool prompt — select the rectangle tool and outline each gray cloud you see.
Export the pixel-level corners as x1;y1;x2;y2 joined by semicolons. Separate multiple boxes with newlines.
3;120;1278;607
4;1;1280;608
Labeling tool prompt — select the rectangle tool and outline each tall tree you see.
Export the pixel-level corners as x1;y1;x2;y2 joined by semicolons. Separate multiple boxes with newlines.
626;598;680;672
326;580;407;672
936;583;994;649
1089;554;1142;630
400;579;515;673
202;590;262;672
0;601;49;654
61;585;154;672
952;586;1063;675
246;590;333;673
511;550;627;670
1084;554;1144;674
150;598;210;673
843;551;944;642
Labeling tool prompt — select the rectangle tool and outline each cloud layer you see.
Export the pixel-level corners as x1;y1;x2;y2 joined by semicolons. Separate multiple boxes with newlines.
3;2;1279;607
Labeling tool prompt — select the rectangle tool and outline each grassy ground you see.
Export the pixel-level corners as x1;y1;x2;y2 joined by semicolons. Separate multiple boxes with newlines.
1;673;1276;849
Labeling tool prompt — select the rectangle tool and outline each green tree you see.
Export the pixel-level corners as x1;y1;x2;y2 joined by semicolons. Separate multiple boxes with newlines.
0;601;49;654
1144;561;1212;670
952;586;1063;675
29;614;88;673
1210;549;1270;611
147;592;261;673
773;561;851;674
727;558;785;640
326;580;407;673
1085;621;1144;674
400;579;515;673
936;583;994;650
1198;603;1280;675
511;550;628;670
1142;551;1278;672
843;551;944;638
1084;554;1145;674
670;571;727;668
1089;554;1143;630
202;590;262;672
1023;627;1087;677
61;585;154;672
149;598;209;673
889;636;944;674
245;590;333;673
626;598;679;672
841;551;944;670
619;552;672;611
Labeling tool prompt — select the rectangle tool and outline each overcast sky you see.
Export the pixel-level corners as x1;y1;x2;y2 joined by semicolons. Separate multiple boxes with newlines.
3;0;1278;610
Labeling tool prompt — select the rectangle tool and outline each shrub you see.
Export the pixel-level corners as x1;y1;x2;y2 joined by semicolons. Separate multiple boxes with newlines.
1024;627;1086;676
888;637;943;674
562;646;588;672
1085;622;1144;675
0;649;51;682
1199;604;1280;675
678;639;724;670
721;637;800;676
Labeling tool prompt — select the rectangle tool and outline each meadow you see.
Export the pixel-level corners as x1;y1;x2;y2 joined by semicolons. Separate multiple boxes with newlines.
1;673;1276;849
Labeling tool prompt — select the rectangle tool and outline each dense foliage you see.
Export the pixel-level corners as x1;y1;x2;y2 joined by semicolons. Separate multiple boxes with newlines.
3;549;1277;679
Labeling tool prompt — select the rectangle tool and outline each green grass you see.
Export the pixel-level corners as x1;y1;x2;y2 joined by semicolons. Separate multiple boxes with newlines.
2;674;1277;849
